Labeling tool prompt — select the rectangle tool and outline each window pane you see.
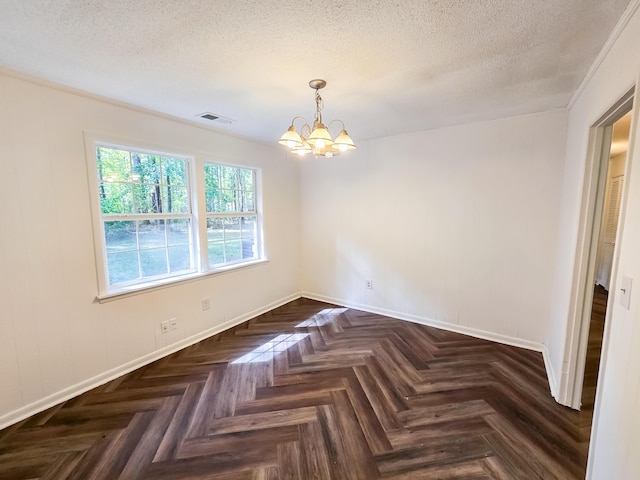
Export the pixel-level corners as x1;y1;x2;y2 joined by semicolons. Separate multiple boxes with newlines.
138;220;166;249
204;164;222;213
225;240;242;262
224;217;241;240
208;241;225;266
204;164;220;188
238;168;254;191
213;190;224;212
241;216;256;238
162;186;189;213
167;219;190;245
133;153;161;184
205;164;257;216
203;163;261;270
241;238;256;259
134;184;162;213
217;189;238;213
205;185;223;212
241;191;255;212
205;189;220;212
221;165;238;190
207;218;224;241
100;182;133;214
140;248;168;277
105;221;137;253
95;144;195;291
222;190;251;213
97;147;130;183
168;245;191;272
107;251;140;285
241;217;256;259
98;147;189;217
161;157;187;186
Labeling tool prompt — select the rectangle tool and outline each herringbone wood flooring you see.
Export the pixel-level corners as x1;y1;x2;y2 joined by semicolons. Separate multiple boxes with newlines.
0;298;590;479
581;285;607;411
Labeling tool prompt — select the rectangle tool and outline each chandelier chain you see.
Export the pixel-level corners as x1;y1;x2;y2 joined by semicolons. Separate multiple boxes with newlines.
315;90;324;122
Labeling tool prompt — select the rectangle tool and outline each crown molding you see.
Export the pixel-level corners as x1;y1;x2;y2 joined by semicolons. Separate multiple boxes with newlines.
569;0;640;108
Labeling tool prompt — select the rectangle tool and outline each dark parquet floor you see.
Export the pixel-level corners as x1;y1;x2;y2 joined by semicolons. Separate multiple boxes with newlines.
0;298;591;479
576;285;607;445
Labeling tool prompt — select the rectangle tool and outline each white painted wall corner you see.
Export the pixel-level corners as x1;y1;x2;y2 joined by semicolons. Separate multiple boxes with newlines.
302;291;556;391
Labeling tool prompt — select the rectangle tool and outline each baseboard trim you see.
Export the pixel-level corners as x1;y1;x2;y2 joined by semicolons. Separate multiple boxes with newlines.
0;292;302;431
304;291;546;351
306;292;560;397
1;290;560;429
541;345;559;400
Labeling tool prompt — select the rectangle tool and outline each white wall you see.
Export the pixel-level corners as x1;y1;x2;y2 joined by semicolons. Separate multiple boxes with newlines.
0;73;300;427
546;2;640;477
300;110;567;352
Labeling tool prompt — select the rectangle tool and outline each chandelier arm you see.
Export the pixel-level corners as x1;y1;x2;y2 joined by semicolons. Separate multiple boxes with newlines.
327;119;346;133
290;115;308;128
300;123;312;137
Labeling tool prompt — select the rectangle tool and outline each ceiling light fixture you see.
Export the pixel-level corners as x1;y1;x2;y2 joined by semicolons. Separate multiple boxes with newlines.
279;79;356;158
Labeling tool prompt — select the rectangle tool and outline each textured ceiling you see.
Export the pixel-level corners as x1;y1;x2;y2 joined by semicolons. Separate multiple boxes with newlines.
0;1;632;144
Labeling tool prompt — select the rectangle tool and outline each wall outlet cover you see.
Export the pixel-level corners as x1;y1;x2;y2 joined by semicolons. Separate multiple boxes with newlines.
620;274;633;310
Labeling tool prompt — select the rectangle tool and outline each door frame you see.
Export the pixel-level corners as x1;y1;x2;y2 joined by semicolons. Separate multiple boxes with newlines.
559;87;635;409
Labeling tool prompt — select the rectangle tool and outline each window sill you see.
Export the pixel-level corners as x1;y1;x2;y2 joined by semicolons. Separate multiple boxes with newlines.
95;258;269;303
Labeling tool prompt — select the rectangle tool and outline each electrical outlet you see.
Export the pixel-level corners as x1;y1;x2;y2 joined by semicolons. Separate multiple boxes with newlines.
170;318;178;330
366;280;373;289
160;320;169;334
202;298;210;311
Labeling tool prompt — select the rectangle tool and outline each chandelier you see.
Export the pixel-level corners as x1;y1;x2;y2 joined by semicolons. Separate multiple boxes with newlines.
278;79;356;157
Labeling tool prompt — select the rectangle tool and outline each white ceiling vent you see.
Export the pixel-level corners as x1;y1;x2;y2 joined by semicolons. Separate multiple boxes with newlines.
197;112;235;124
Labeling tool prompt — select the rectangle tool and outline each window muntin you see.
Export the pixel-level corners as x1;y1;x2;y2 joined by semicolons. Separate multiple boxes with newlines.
96;145;195;288
88;139;265;298
204;163;259;268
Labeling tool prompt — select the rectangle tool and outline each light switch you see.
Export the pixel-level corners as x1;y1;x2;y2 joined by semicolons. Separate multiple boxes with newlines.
619;274;632;310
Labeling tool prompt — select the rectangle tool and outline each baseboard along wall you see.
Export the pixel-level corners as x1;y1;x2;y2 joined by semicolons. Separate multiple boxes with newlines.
0;292;302;431
0;290;562;430
301;291;560;399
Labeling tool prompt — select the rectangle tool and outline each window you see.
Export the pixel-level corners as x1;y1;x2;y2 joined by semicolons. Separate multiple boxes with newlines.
204;163;259;267
95;144;196;289
87;137;265;298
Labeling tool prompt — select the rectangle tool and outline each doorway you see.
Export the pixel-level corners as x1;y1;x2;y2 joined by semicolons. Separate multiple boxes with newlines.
560;89;635;413
579;112;632;421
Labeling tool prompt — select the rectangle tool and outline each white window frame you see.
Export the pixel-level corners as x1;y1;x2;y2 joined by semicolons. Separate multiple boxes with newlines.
203;161;263;271
86;138;199;296
84;133;267;300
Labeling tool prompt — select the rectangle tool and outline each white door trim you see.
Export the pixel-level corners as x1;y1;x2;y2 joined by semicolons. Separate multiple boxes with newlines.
559;87;635;409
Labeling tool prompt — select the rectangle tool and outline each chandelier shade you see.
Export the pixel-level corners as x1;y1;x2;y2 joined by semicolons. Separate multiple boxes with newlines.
278;127;302;148
333;129;356;151
308;122;333;149
291;137;313;156
278;80;356;158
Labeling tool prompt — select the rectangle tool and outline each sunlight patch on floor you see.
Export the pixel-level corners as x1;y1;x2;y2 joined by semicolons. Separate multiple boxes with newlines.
296;308;347;328
231;333;310;364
